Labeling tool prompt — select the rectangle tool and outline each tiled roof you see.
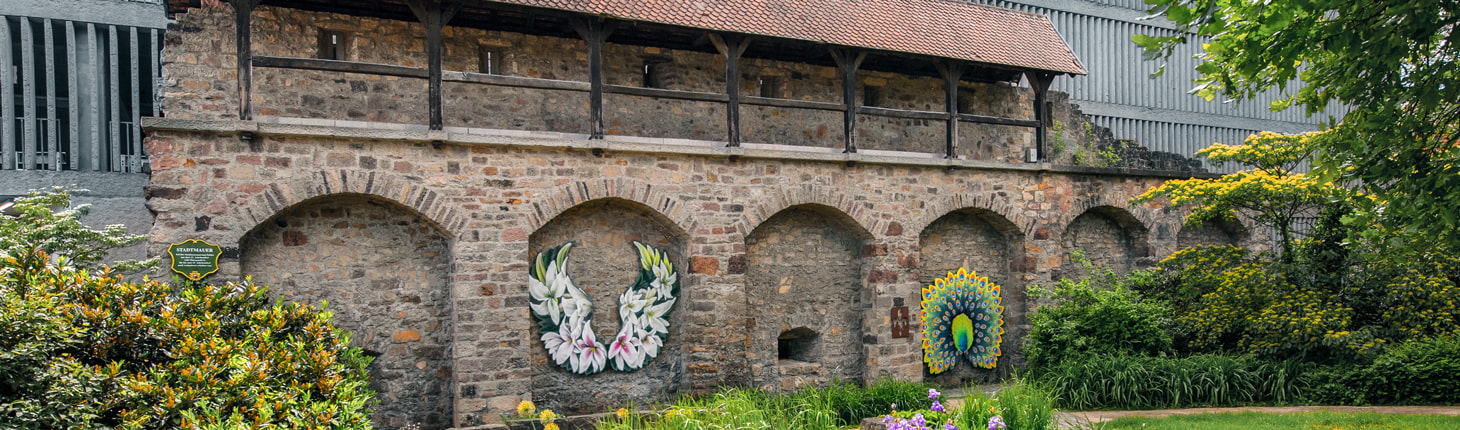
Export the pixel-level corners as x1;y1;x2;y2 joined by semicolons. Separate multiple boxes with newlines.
492;0;1086;75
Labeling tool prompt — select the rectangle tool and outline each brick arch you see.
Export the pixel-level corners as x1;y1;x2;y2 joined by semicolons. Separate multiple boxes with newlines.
913;192;1037;238
526;177;694;238
223;169;464;244
737;186;878;240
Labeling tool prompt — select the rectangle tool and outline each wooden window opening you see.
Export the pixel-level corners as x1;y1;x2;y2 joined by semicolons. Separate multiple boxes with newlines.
317;29;349;61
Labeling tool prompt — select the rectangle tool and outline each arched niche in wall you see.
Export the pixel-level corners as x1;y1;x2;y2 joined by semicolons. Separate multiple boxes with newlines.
526;197;689;415
744;204;872;392
916;208;1025;384
1177;218;1247;250
1060;206;1152;276
238;193;454;430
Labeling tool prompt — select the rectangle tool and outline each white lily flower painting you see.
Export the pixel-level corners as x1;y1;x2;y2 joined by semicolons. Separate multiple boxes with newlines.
528;241;681;375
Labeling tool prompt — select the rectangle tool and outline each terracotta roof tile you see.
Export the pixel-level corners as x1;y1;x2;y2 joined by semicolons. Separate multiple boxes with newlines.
493;0;1085;75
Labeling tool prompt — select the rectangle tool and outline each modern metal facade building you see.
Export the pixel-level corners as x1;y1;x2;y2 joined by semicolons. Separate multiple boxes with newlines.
1;0;167;263
973;0;1337;173
2;0;166;174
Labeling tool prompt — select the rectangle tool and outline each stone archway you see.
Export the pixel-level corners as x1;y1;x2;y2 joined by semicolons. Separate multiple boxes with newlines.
1060;206;1151;276
526;197;689;415
239;193;454;430
1177;219;1246;249
917;208;1026;383
744;204;871;391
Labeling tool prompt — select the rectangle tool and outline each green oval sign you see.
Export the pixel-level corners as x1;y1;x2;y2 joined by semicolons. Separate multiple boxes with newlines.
168;239;222;281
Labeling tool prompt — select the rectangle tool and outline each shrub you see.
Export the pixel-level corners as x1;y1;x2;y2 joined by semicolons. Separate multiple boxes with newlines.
1;190;374;428
1304;335;1460;405
1025;253;1172;370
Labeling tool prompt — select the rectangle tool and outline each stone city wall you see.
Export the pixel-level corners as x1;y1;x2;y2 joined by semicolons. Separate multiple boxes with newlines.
150;4;1249;429
142;120;1241;427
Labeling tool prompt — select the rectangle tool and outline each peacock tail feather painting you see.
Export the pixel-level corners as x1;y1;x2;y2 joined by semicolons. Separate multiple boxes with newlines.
921;267;1004;374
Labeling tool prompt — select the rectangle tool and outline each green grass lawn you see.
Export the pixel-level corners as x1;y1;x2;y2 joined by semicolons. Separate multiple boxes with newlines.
1103;411;1460;430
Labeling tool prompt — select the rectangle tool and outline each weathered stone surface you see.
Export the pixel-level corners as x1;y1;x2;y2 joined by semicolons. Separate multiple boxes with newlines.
917;209;1025;384
148;5;1230;427
526;199;688;415
239;195;453;430
745;207;867;391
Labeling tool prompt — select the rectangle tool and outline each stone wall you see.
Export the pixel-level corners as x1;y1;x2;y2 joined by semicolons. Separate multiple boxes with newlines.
745;206;869;391
143;121;1202;426
149;4;1232;427
526;198;689;415
239;194;454;430
1177;219;1245;249
1059;205;1152;276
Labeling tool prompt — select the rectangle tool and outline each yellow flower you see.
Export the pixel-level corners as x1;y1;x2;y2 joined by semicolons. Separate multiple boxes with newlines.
517;400;536;417
616;408;629;419
540;409;558;424
544;424;560;430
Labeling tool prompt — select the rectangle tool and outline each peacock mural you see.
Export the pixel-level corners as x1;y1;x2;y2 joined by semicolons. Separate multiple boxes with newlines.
921;268;1005;374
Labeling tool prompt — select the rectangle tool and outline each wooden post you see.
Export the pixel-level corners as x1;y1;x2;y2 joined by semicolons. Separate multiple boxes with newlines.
710;34;749;147
936;61;964;159
573;19;615;140
410;0;463;131
830;48;865;154
235;0;262;121
1027;71;1056;162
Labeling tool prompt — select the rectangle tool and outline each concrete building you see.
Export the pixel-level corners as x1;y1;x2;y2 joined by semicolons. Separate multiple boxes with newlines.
1;0;167;261
972;0;1336;173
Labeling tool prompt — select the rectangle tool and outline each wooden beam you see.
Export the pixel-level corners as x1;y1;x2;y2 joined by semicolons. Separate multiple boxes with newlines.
856;106;949;121
254;56;430;78
936;61;963;159
741;96;845;112
1027;71;1056;161
710;34;749;147
445;71;589;92
572;18;615;140
829;47;865;154
235;0;262;121
957;113;1040;128
604;85;728;102
410;0;463;131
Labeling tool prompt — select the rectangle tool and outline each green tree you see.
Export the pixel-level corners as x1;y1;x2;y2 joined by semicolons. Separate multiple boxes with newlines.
1133;131;1338;262
1133;0;1460;249
0;187;154;273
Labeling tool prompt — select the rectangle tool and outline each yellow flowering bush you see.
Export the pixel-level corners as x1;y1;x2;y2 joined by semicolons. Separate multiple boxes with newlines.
1133;131;1339;261
0;250;374;429
1380;261;1460;340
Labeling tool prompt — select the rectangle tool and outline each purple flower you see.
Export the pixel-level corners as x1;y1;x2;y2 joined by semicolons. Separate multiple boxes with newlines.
928;388;942;399
987;415;1006;430
884;415;896;424
891;403;898;411
911;413;927;428
944;420;958;430
930;400;945;412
